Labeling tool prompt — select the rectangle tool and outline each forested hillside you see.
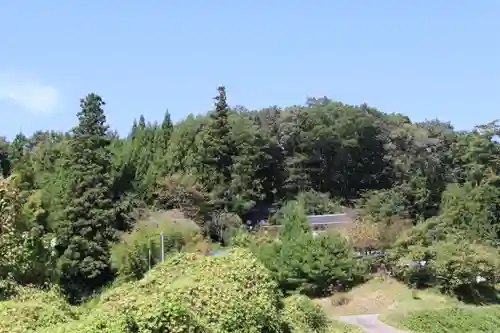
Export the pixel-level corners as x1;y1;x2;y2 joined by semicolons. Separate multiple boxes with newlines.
1;86;500;305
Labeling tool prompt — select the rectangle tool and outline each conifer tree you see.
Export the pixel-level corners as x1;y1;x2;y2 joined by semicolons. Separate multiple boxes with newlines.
0;138;10;178
161;109;174;146
138;114;146;129
201;86;234;209
54;93;116;302
129;119;139;140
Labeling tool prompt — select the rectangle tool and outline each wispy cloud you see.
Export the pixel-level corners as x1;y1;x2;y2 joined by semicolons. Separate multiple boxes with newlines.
0;71;61;115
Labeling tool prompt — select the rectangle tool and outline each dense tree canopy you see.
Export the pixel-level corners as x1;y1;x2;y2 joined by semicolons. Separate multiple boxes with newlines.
1;86;500;301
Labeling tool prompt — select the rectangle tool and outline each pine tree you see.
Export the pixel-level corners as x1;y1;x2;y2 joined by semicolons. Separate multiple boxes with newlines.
129;119;139;140
55;93;116;302
202;86;234;209
213;87;233;182
161;109;174;146
149;110;174;178
138;114;146;129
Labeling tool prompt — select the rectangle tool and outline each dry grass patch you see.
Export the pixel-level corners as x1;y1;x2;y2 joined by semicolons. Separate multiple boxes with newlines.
315;277;459;317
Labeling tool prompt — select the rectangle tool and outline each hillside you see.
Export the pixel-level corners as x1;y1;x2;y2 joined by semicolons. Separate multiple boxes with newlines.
2;89;500;331
0;249;362;333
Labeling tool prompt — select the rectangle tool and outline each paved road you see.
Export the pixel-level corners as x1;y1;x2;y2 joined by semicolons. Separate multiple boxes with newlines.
336;314;411;333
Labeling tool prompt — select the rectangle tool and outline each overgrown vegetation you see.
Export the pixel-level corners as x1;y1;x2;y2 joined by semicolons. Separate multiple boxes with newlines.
0;249;362;333
233;200;367;297
1;89;500;331
110;210;207;282
389;306;500;333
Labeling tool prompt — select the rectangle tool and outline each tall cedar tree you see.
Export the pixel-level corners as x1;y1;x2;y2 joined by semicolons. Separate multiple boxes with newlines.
55;94;116;302
204;86;234;209
161;109;174;147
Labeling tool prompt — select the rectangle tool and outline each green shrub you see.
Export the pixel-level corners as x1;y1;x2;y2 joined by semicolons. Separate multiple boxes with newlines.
148;249;283;332
0;286;77;333
7;248;355;333
0;278;16;301
110;210;206;281
208;211;243;244
295;190;342;215
251;201;362;296
281;295;363;333
430;240;500;294
130;295;207;333
357;187;410;222
1;177;54;288
282;294;329;332
390;236;500;296
228;227;256;247
269;191;341;225
394;306;500;333
89;248;284;333
36;312;137;333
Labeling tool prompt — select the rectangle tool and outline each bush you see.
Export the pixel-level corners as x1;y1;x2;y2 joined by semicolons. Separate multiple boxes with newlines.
7;248;357;333
0;286;77;333
0;278;16;301
251;201;363;297
208;211;243;244
0;176;53;287
110;210;206;281
357;188;409;223
389;236;500;296
282;295;329;332
228;228;255;247
394;306;500;333
430;239;500;295
279;200;310;238
269;191;342;225
153;174;209;222
90;248;284;333
439;180;500;243
36;311;139;333
296;190;342;215
346;221;382;253
281;295;363;333
329;292;351;306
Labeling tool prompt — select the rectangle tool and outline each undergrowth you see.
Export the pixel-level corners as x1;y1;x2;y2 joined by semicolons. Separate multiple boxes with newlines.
0;249;363;333
388;306;500;333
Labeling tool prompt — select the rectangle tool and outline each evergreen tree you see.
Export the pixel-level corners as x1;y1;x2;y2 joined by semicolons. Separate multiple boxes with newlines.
161;109;174;146
0;137;10;178
8;133;28;169
201;86;234;209
211;86;232;181
138;114;146;129
54;93;116;302
129;119;139;140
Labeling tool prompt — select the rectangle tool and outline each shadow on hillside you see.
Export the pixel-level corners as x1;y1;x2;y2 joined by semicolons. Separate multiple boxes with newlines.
455;284;500;305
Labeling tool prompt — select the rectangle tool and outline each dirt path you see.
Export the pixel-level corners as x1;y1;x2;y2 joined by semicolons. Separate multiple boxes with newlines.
336;314;412;333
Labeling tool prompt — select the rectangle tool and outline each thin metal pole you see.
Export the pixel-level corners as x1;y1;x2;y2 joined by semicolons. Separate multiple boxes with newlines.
160;231;165;262
148;237;152;270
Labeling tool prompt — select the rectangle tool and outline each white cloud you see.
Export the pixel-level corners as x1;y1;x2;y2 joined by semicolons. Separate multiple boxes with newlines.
0;71;61;115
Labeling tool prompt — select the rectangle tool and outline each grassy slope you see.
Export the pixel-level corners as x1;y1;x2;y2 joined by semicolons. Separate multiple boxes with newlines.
316;277;500;333
315;277;459;318
390;306;500;333
0;251;364;333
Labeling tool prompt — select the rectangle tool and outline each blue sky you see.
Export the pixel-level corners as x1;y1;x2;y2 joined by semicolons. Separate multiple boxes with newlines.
1;1;498;139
